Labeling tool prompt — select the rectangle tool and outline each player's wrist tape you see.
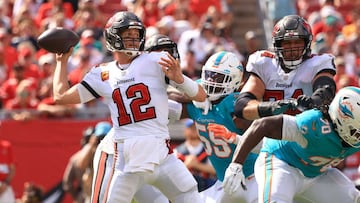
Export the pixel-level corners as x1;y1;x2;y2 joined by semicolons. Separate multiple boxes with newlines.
171;75;199;97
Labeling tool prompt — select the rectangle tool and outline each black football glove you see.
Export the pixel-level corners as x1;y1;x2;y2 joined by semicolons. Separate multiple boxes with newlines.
296;95;313;111
258;99;297;117
297;85;335;112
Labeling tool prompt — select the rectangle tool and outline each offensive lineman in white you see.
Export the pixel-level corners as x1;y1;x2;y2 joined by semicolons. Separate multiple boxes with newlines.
53;11;206;203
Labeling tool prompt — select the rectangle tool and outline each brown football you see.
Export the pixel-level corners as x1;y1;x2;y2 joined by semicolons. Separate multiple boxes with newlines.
37;27;80;54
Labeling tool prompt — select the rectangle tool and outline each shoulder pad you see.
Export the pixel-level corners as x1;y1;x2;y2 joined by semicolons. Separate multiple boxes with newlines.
304;54;335;72
247;50;275;69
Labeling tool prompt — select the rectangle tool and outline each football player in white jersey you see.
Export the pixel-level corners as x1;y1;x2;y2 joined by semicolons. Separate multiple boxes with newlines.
53;11;206;203
91;33;182;203
221;14;338;196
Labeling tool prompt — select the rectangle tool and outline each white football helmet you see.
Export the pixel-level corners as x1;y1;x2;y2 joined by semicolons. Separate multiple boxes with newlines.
201;51;244;101
329;86;360;148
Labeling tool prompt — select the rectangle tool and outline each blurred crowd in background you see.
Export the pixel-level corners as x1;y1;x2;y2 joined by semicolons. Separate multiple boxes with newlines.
0;0;242;121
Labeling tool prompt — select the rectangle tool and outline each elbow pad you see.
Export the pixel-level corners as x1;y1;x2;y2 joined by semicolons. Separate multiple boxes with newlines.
234;92;256;119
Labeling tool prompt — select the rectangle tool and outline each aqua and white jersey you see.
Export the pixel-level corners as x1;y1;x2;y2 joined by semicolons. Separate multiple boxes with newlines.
79;52;170;141
247;51;335;102
262;109;359;178
186;92;258;181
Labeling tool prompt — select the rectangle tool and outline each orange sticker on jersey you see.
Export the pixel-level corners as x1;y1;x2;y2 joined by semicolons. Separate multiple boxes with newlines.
101;71;109;81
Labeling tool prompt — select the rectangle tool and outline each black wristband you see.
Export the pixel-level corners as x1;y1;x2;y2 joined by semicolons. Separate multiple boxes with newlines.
258;102;273;117
234;92;257;119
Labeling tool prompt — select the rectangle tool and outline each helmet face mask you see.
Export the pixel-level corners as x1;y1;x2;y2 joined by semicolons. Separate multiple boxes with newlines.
329;87;360;148
276;39;306;68
200;51;243;101
104;11;146;56
272;15;312;70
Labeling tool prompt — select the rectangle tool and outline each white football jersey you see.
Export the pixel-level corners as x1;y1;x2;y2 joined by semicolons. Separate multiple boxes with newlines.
78;52;170;141
247;51;336;102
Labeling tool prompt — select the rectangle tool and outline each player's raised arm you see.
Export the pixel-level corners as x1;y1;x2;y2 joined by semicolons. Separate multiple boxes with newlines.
36;28;82;105
53;49;81;104
53;50;81;104
159;53;206;102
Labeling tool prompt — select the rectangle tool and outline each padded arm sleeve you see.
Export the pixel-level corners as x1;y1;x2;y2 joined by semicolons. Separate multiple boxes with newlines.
234;92;257;119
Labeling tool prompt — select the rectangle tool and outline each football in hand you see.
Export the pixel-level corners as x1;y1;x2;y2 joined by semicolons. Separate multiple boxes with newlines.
37;27;80;54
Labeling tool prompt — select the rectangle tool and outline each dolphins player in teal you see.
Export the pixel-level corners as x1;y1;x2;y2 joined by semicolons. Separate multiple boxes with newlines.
209;86;360;203
170;51;259;203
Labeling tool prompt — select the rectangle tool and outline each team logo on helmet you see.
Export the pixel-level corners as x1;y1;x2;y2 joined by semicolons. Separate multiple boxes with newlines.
338;96;354;119
272;24;279;37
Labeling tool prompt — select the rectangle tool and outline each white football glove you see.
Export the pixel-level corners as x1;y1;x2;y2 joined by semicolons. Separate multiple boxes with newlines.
192;98;212;115
222;163;247;195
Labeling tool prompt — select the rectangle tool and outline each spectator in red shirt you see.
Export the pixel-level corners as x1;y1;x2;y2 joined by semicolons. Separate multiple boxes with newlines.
73;0;105;33
135;0;162;27
0;28;18;79
334;57;359;91
35;0;74;28
0;43;7;84
68;50;91;86
189;0;221;18
0;139;16;203
5;79;39;110
37;54;55;100
13;45;43;83
0;64;37;107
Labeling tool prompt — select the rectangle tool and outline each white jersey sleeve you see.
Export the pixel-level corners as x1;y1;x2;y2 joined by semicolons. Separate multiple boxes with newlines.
77;84;96;103
282;115;308;148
